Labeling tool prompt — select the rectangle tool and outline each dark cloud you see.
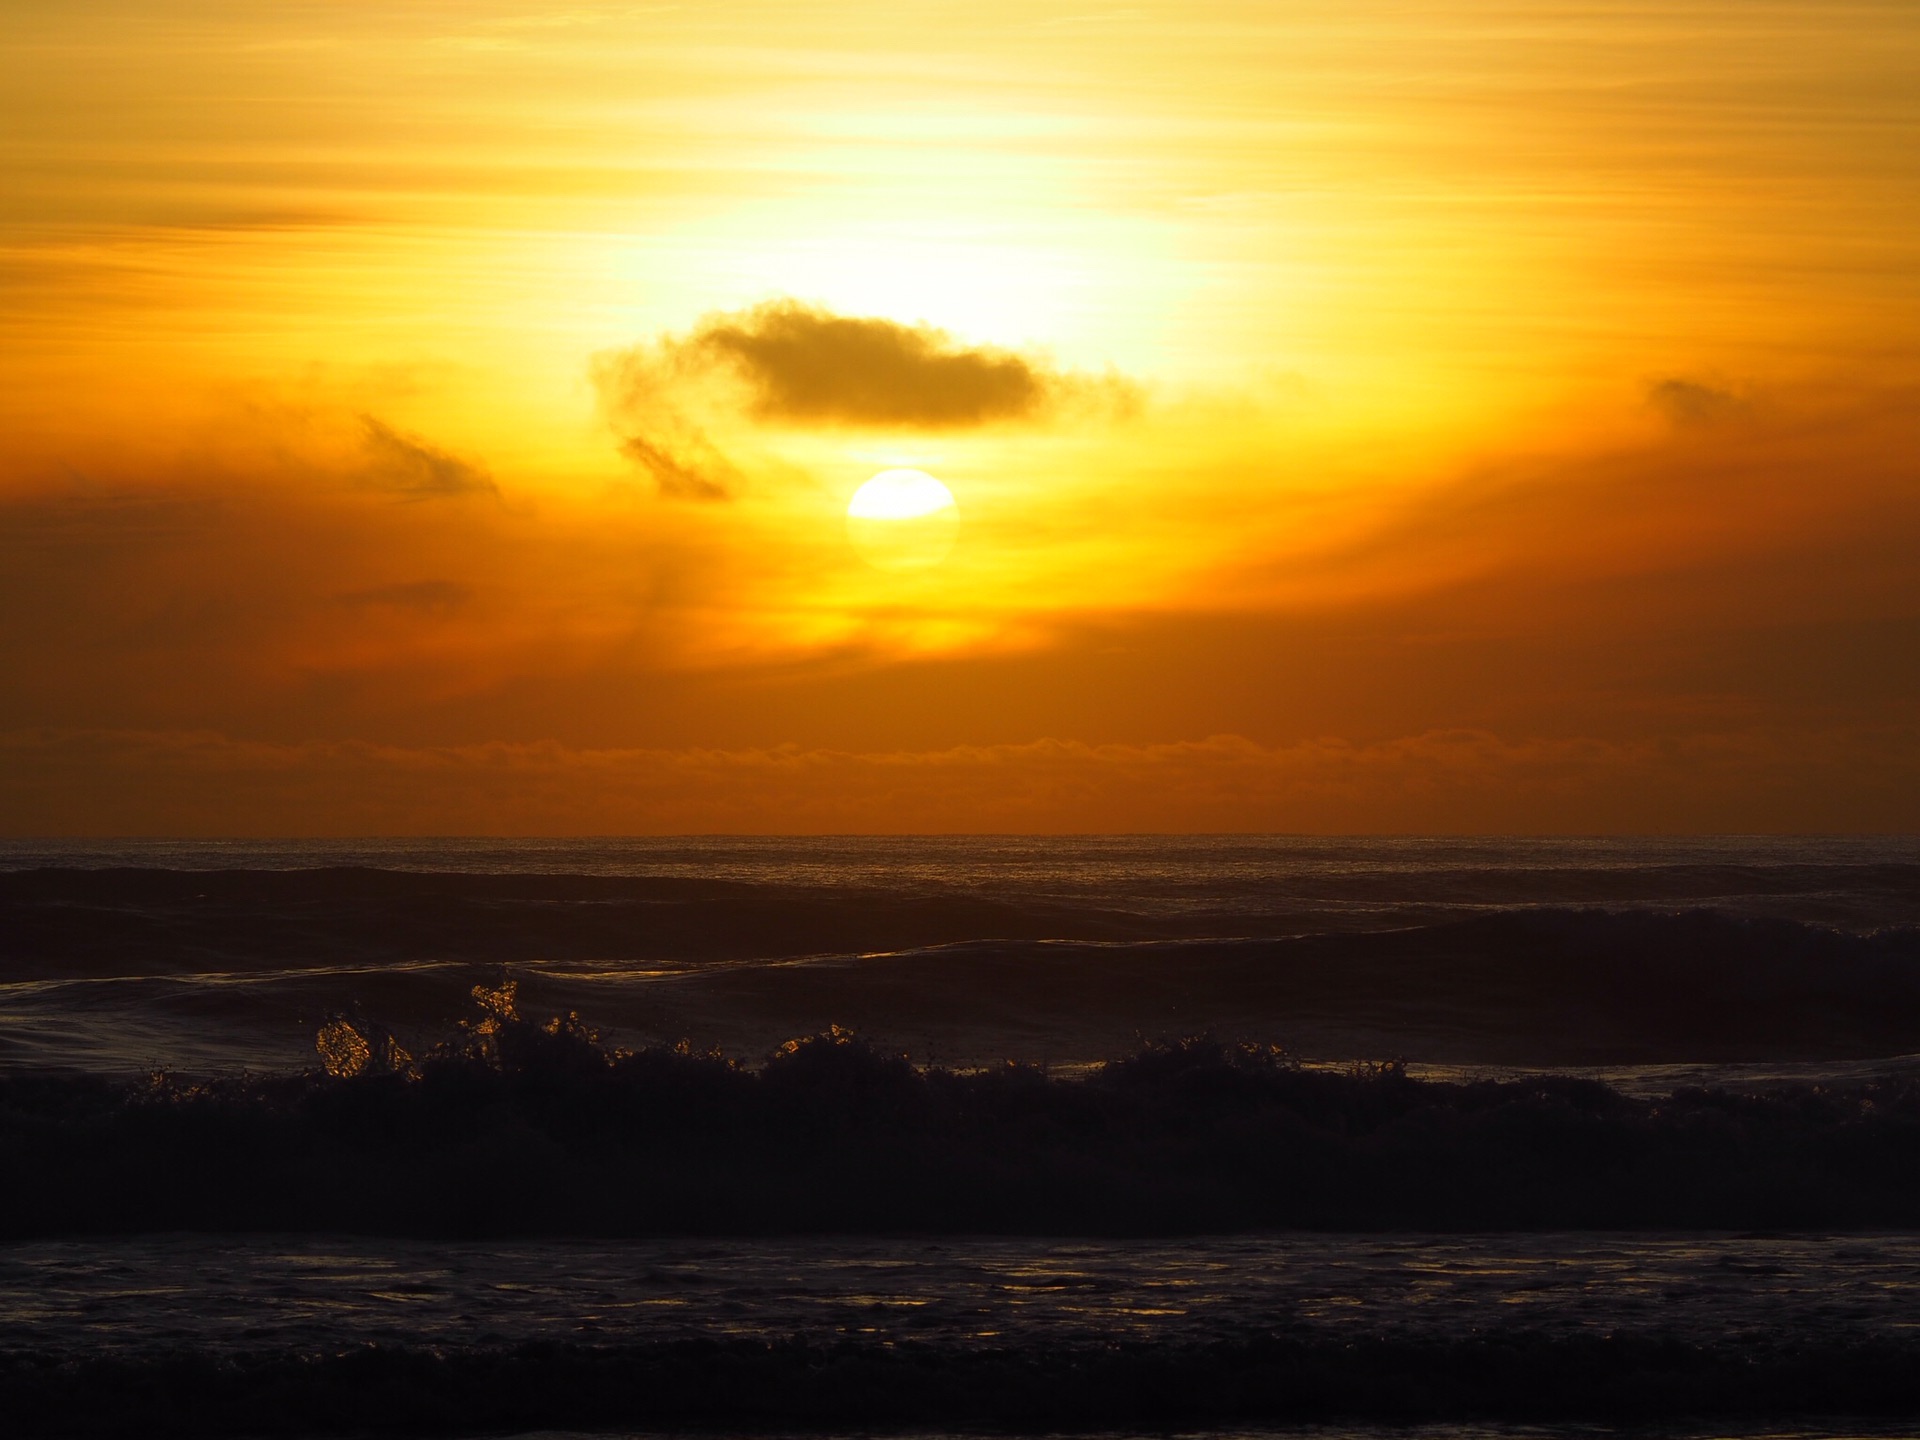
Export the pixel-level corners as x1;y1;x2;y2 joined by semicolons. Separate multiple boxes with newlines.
685;301;1047;427
1648;377;1750;426
591;301;1139;499
359;416;498;499
619;434;735;502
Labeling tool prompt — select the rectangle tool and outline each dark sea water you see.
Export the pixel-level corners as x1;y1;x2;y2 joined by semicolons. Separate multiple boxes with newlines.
4;836;1920;1437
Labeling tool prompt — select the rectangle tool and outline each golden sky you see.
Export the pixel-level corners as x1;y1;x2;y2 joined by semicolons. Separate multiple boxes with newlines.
3;0;1918;833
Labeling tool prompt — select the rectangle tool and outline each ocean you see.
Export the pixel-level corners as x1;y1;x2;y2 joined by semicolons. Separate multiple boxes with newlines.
3;835;1919;1437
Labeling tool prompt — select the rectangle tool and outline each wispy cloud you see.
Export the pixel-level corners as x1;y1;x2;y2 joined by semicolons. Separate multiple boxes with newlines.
359;416;498;500
618;433;737;503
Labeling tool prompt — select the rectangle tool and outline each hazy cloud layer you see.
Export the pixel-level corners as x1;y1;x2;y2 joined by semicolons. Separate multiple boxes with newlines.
3;383;1919;831
5;724;1917;835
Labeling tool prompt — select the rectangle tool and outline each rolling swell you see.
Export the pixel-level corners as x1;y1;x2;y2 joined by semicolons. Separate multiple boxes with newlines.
4;863;1920;1067
634;908;1920;1067
8;856;1920;974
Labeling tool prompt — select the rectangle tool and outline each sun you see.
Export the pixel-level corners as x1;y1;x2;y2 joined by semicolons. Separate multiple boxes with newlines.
846;468;959;571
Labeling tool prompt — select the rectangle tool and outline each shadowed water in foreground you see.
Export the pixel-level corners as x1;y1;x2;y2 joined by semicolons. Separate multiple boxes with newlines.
8;1228;1920;1436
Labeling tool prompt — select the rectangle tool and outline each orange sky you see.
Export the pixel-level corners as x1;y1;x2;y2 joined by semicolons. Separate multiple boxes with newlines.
3;0;1918;833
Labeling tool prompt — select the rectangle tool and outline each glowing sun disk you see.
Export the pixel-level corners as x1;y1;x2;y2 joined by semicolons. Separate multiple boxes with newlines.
847;468;956;520
846;469;959;571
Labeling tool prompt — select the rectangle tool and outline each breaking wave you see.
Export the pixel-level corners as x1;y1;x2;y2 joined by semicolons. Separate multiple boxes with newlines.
5;985;1920;1237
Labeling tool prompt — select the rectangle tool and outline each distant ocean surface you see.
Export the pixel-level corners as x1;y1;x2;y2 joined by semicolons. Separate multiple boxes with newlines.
11;833;1920;912
4;834;1919;1077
